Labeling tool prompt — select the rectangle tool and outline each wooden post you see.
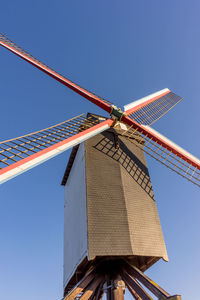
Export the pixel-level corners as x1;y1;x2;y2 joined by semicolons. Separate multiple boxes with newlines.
112;276;125;300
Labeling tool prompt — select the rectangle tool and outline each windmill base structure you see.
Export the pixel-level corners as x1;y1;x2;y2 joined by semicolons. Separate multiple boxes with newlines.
1;34;200;300
61;259;181;300
61;114;181;300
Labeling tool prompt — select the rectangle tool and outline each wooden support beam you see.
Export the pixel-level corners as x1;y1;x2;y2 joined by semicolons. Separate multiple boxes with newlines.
94;280;105;300
80;276;103;300
122;271;153;300
64;269;96;300
124;262;170;298
126;282;142;300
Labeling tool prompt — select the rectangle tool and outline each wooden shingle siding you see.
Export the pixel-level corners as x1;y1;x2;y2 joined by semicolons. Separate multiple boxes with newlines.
85;129;168;261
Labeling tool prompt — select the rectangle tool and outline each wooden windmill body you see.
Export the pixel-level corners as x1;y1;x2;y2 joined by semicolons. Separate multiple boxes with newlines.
62;115;168;293
0;33;200;299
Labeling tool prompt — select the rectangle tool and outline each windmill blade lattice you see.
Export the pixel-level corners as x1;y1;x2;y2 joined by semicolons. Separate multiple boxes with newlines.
0;115;113;184
128;92;182;125
0;33;113;112
124;89;183;125
120;123;200;187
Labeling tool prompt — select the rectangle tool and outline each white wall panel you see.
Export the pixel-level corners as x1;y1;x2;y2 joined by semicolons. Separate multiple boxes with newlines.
63;143;87;288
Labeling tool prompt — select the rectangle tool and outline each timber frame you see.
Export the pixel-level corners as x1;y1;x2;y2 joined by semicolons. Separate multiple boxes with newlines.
63;259;181;300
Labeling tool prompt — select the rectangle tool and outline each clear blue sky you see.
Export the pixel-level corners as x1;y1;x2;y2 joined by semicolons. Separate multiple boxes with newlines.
0;1;200;299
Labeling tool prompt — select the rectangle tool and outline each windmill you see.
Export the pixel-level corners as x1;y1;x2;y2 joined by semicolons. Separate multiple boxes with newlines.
0;33;199;300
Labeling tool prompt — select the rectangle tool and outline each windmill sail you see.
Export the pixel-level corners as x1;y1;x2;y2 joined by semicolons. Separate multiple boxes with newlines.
119;118;200;187
1;33;199;188
0;115;113;184
0;33;113;112
124;89;182;125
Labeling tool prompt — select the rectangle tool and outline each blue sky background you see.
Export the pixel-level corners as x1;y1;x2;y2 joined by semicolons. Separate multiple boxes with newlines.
0;1;200;299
